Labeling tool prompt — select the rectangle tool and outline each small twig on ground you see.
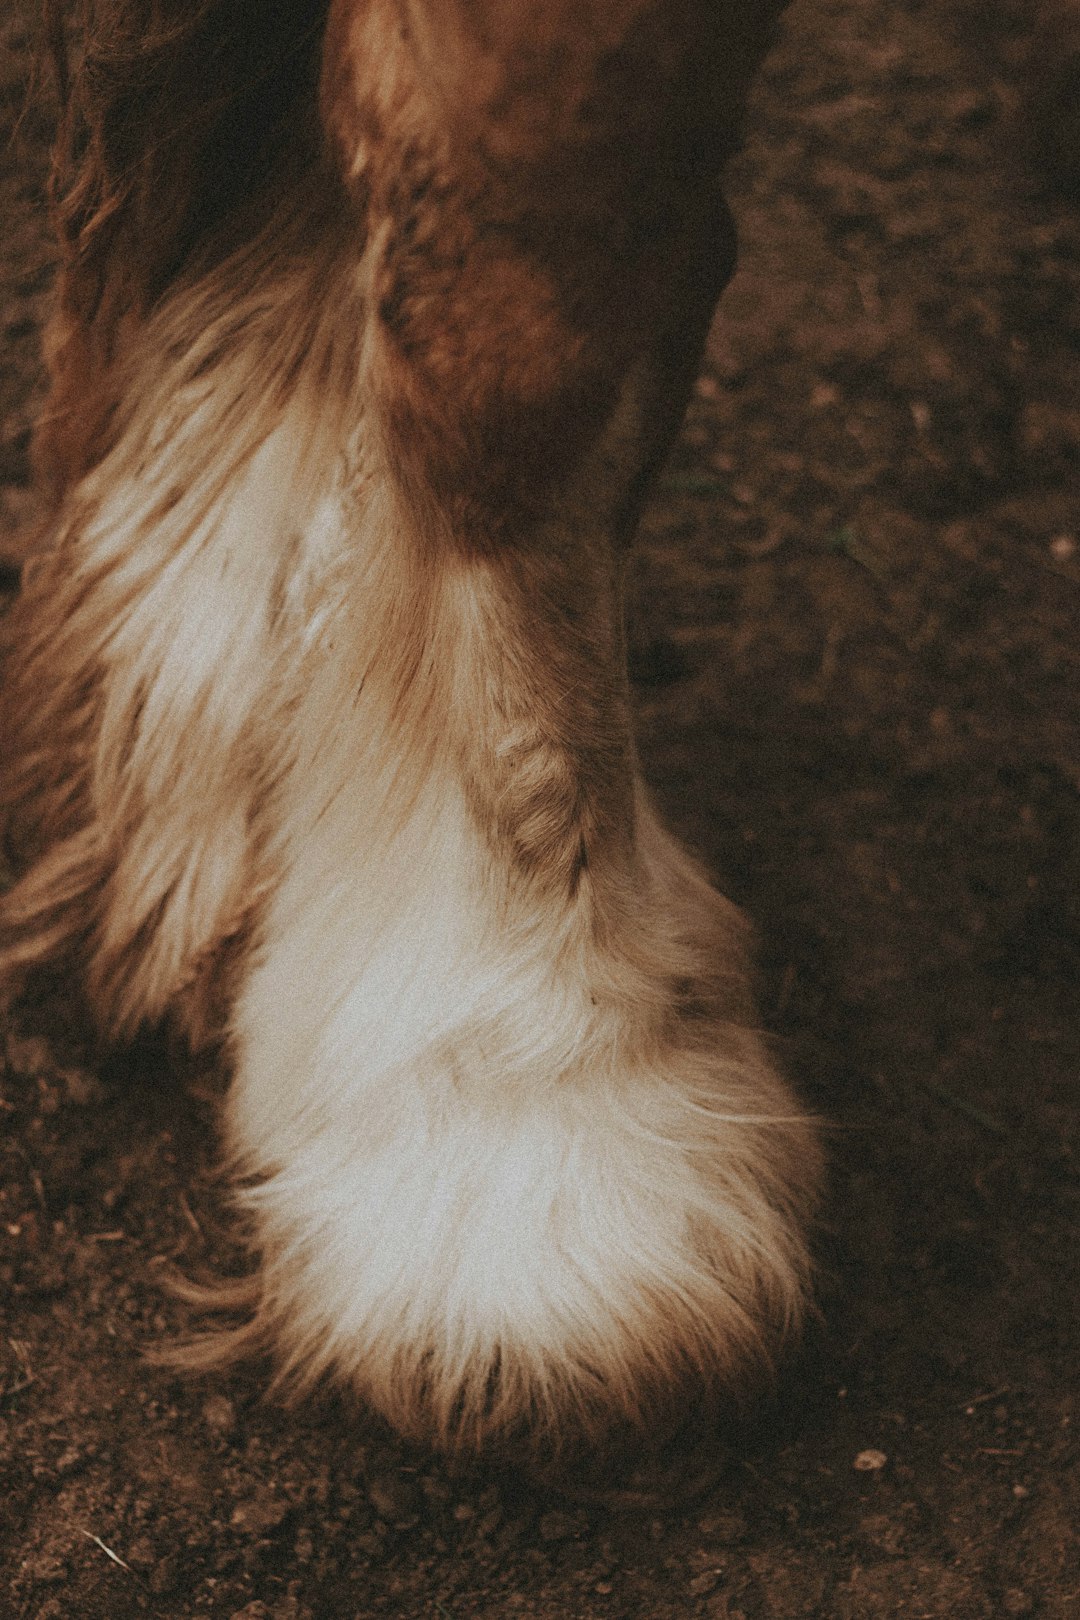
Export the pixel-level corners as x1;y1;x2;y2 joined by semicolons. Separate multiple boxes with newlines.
79;1529;133;1573
960;1386;1010;1412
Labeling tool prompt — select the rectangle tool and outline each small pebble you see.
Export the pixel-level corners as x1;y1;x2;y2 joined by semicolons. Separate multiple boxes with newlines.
230;1493;289;1535
1049;533;1076;560
202;1394;237;1433
853;1449;888;1471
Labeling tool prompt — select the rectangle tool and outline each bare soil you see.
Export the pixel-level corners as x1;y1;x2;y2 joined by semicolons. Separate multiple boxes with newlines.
2;2;1078;1616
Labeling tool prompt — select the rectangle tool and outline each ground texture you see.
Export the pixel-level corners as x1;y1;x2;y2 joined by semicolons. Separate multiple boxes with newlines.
1;2;1078;1616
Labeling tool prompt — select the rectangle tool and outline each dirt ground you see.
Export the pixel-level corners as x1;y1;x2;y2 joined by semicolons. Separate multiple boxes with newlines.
1;2;1078;1616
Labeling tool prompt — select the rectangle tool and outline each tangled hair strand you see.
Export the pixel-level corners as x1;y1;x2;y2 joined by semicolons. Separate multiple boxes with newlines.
37;0;330;487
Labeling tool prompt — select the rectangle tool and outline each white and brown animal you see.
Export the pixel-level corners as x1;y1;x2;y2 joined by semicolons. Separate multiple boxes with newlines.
1;0;820;1451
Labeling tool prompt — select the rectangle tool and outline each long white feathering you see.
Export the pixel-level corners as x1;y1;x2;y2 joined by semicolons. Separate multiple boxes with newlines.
1;0;817;1451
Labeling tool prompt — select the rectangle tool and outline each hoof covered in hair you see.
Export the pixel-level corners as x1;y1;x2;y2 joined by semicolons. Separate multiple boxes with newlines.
160;783;824;1452
184;956;819;1450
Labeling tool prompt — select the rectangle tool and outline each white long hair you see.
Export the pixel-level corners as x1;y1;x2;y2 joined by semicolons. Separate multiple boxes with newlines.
2;0;819;1451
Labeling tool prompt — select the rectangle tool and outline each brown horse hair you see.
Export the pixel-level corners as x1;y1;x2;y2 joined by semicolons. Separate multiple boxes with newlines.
36;0;331;491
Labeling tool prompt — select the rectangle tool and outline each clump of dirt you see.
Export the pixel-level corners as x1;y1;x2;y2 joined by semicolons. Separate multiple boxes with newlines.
2;2;1078;1616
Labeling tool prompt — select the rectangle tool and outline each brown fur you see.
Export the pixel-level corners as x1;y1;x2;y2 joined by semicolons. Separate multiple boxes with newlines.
2;1;818;1451
36;0;330;491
